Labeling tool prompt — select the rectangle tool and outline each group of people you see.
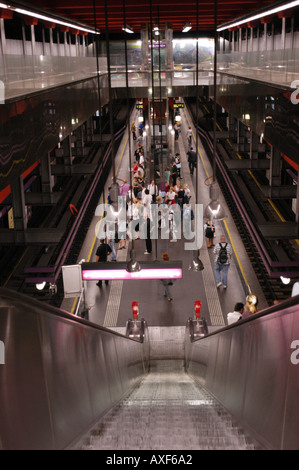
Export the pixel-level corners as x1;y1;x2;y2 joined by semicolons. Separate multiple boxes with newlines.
227;295;258;325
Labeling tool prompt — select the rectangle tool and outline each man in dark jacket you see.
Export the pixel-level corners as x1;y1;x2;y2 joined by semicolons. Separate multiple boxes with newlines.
187;147;197;175
95;238;112;287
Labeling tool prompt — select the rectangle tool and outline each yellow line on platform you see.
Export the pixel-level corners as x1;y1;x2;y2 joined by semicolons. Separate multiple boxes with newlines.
70;113;135;314
223;219;249;288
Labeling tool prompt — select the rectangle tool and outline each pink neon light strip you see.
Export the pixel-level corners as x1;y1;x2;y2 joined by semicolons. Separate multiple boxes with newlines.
82;268;182;281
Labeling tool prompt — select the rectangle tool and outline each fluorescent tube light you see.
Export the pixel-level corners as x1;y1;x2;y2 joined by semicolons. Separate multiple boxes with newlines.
122;24;134;33
217;0;299;32
1;4;100;34
182;22;192;33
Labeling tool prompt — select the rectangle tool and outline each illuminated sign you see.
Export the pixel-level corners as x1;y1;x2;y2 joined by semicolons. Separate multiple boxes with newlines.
174;103;184;109
81;261;182;281
136;104;143;109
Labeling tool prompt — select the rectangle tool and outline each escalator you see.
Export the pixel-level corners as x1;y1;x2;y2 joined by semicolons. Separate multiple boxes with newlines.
82;359;255;450
0;287;298;450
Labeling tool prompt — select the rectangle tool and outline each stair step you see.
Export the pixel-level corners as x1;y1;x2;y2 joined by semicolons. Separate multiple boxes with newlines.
82;360;256;450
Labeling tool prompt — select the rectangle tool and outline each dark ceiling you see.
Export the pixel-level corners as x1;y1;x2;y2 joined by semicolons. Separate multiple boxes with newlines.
23;0;277;35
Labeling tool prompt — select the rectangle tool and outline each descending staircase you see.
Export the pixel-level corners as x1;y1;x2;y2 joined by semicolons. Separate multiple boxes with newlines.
82;359;256;450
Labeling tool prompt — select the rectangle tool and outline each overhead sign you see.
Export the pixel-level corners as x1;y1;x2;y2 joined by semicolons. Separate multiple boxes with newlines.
174;103;184;109
81;261;183;281
136;104;143;109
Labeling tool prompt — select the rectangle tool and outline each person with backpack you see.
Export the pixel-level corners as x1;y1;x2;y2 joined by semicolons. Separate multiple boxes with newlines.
213;234;232;289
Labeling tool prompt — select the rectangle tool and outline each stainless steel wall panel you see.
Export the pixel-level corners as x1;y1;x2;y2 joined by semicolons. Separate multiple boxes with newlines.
101;333;124;404
242;315;291;449
38;315;96;449
224;326;252;416
185;298;299;450
0;288;149;449
283;306;299;449
211;333;232;401
79;329;112;420
0;303;54;450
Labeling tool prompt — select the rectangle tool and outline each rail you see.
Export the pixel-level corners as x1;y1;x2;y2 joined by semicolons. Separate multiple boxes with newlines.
194;117;299;278
0;287;150;450
24;124;127;284
185;295;299;450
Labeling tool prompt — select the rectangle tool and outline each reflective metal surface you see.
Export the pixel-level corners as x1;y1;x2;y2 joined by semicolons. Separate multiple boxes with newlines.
0;287;149;449
185;297;299;450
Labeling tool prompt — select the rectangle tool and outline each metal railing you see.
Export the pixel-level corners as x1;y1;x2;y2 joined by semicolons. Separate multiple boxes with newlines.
185;295;299;450
0;287;150;450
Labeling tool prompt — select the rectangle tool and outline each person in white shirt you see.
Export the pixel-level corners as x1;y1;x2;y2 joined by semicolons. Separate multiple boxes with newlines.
166;187;176;204
227;303;244;325
186;126;192;146
142;189;152;219
147;180;158;201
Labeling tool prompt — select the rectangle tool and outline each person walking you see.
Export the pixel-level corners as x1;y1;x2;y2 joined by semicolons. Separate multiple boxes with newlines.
204;219;215;248
165;166;170;185
187;147;197;175
186;126;192;146
213;234;232;289
170;161;178;187
95;239;112;287
159;252;173;301
142;189;152;254
131;121;136;140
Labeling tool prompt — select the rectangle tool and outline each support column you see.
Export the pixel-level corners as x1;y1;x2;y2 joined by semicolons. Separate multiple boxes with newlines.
42;25;46;56
245;27;248;53
21;23;27;56
238;27;242;52
281;17;286;50
40;152;53;193
63;136;73;166
269;146;281;187
31;25;36;55
86;116;94;142
227;114;236;141
49;28;53;56
249;130;259;160
0;18;7;55
64;32;68;56
76;126;84;157
11;176;27;230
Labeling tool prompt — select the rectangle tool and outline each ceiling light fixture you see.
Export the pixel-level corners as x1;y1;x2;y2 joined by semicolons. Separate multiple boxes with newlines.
189;250;204;272
280;276;291;285
1;3;99;35
182;22;192;33
217;0;299;32
122;24;134;34
126;249;141;273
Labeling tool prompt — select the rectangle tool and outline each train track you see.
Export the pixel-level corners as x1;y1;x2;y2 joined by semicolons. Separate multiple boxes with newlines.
0;99;131;306
186;97;294;304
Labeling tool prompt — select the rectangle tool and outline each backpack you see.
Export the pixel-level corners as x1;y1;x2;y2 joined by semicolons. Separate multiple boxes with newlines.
218;243;228;264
